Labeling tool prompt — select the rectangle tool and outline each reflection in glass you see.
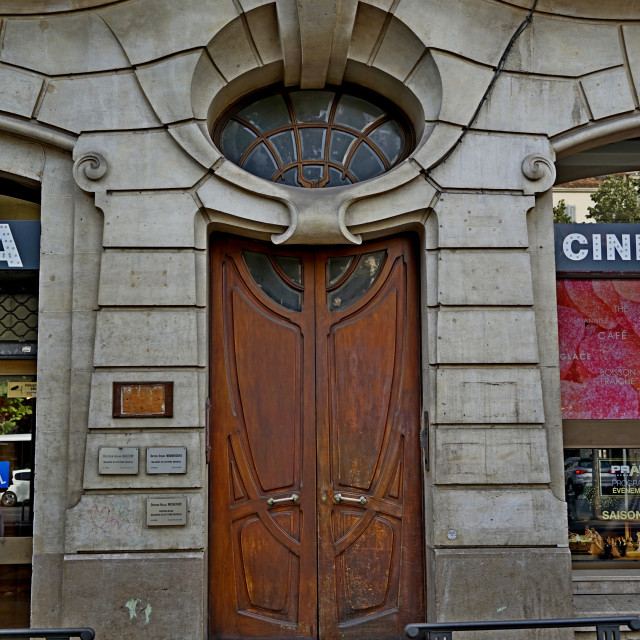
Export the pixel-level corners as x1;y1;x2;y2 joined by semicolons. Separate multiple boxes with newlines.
243;251;302;311
300;129;326;160
328;251;386;311
269;131;297;165
302;165;324;183
243;143;279;180
0;375;35;628
274;255;303;287
237;94;290;133
329;131;356;164
565;447;640;562
290;91;334;123
348;143;385;182
221;120;257;164
327;167;352;187
369;120;404;165
334;94;385;132
327;256;355;287
217;86;411;189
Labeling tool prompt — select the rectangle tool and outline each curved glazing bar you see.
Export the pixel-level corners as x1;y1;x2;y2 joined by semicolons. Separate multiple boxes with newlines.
215;85;412;189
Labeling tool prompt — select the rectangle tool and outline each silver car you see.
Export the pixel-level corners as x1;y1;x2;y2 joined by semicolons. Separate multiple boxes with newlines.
565;458;614;496
0;468;31;507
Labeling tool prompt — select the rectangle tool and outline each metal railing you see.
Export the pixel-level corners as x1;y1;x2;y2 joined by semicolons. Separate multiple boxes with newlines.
0;630;94;640
406;616;640;640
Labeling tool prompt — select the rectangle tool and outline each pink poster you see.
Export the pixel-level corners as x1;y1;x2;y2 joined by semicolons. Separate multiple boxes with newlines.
558;279;640;419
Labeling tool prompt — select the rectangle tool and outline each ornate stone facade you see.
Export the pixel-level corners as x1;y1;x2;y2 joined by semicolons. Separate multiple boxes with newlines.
0;1;639;638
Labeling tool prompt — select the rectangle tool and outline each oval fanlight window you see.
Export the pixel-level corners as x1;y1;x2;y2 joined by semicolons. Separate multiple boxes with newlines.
215;85;413;188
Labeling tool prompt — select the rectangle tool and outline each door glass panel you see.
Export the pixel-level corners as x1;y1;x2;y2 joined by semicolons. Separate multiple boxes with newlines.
328;250;386;311
273;255;303;287
327;256;355;288
243;250;302;311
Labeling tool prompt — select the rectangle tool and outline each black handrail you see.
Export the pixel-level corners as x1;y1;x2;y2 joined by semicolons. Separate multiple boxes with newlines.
0;629;94;640
406;616;640;640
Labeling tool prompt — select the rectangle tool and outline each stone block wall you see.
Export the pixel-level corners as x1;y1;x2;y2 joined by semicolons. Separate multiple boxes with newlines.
0;0;639;637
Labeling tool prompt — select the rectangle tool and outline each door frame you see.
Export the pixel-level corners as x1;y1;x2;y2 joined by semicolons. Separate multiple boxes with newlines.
206;231;429;639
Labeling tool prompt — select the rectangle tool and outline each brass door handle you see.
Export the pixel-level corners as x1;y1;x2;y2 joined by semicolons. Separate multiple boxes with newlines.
333;493;367;505
266;493;299;507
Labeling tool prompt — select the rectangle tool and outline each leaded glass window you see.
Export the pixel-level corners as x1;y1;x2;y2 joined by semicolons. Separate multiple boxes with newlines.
215;85;413;188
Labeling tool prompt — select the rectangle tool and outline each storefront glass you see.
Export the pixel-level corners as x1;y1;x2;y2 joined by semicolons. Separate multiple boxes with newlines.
1;188;39;627
557;224;640;564
566;447;640;562
0;374;34;626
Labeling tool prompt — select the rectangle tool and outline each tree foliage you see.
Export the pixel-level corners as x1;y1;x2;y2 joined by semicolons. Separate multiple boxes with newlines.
0;379;34;435
0;398;33;435
586;175;640;223
553;199;573;223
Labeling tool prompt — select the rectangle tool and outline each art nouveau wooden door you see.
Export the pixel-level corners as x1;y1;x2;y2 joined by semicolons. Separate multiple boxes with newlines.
209;235;424;640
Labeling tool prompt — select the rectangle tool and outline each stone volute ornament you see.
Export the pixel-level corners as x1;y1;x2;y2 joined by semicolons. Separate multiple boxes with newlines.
72;152;108;190
521;152;556;194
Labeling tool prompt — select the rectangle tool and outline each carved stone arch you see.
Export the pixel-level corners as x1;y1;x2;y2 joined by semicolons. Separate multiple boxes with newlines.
189;1;450;245
553;113;640;183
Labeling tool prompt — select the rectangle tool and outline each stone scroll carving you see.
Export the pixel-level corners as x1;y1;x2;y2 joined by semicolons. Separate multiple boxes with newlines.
73;152;108;191
521;153;556;195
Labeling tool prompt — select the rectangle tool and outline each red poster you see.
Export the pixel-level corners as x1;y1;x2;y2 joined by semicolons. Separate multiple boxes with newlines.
558;280;640;419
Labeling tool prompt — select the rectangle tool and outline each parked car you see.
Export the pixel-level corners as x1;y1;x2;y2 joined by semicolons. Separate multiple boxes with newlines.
1;469;31;507
565;458;615;495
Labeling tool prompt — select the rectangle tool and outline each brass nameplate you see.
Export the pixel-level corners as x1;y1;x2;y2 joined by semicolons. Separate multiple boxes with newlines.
113;382;173;418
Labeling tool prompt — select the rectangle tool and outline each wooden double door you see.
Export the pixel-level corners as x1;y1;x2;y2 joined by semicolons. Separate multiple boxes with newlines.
209;235;425;640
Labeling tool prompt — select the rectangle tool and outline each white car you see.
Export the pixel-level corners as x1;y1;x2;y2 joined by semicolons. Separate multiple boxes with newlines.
1;468;31;507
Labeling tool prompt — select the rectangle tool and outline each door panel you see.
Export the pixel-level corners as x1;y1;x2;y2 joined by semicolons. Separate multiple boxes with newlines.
211;242;317;640
316;241;424;640
210;236;424;640
231;288;302;491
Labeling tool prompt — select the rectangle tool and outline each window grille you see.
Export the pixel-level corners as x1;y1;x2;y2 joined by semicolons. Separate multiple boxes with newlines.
0;293;38;343
215;84;413;188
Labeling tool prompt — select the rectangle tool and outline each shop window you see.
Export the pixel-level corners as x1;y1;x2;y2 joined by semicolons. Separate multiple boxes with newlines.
566;448;640;563
557;223;640;566
214;84;414;188
0;182;39;626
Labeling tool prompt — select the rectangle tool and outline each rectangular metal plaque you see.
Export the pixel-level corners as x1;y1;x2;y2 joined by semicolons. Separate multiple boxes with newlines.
112;381;173;418
7;381;36;398
98;447;139;475
146;447;187;474
146;497;187;526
